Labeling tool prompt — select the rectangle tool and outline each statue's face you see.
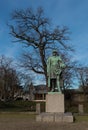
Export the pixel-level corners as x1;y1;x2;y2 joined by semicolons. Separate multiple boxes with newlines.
53;52;57;56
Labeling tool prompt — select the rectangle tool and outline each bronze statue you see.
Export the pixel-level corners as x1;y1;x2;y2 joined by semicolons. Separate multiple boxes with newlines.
47;50;65;93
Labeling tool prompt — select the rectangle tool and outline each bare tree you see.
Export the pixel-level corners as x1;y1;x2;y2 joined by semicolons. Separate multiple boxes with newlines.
75;66;88;97
0;55;20;101
9;7;73;86
59;53;77;92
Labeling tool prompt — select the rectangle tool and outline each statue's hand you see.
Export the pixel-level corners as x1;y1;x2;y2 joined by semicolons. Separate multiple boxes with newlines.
47;73;49;77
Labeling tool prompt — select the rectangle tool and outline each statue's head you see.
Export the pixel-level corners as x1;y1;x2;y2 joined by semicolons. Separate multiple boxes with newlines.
52;49;58;56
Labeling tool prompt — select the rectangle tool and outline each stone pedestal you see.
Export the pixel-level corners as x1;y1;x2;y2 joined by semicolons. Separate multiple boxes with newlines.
36;93;73;123
46;93;64;113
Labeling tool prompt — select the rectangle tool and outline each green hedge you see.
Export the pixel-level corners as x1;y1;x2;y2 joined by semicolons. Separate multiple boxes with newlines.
0;100;45;112
0;100;88;113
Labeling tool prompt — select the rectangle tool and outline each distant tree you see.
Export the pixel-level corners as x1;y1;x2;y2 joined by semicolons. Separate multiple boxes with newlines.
9;7;74;87
75;66;88;97
0;55;20;101
19;72;32;90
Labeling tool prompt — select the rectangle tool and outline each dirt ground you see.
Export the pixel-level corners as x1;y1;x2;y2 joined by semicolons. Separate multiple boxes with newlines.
0;113;88;130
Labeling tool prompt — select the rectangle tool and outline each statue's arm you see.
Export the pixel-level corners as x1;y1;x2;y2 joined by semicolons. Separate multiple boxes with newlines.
59;57;66;68
47;58;51;76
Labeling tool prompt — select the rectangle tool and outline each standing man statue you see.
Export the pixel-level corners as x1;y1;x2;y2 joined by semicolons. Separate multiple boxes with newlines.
47;50;65;93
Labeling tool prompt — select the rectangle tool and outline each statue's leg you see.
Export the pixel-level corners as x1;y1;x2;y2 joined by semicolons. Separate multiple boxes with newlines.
50;79;55;92
48;77;50;91
57;76;61;93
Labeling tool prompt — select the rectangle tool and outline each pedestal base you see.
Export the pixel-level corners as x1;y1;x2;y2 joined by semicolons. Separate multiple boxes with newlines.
36;93;73;123
36;112;73;123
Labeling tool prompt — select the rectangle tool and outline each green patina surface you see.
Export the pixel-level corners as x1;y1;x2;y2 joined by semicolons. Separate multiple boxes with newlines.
47;50;65;93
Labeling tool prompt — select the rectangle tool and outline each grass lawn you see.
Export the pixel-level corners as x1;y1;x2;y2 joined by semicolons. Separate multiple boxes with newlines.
0;112;35;130
0;112;88;130
74;114;88;122
0;101;88;130
0;112;35;119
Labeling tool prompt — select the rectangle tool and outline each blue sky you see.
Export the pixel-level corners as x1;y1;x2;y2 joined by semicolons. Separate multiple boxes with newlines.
0;0;88;64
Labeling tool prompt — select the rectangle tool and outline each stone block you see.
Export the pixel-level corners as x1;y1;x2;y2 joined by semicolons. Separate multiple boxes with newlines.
46;93;64;113
55;113;63;122
63;113;73;123
36;115;42;121
78;104;84;113
42;113;54;122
